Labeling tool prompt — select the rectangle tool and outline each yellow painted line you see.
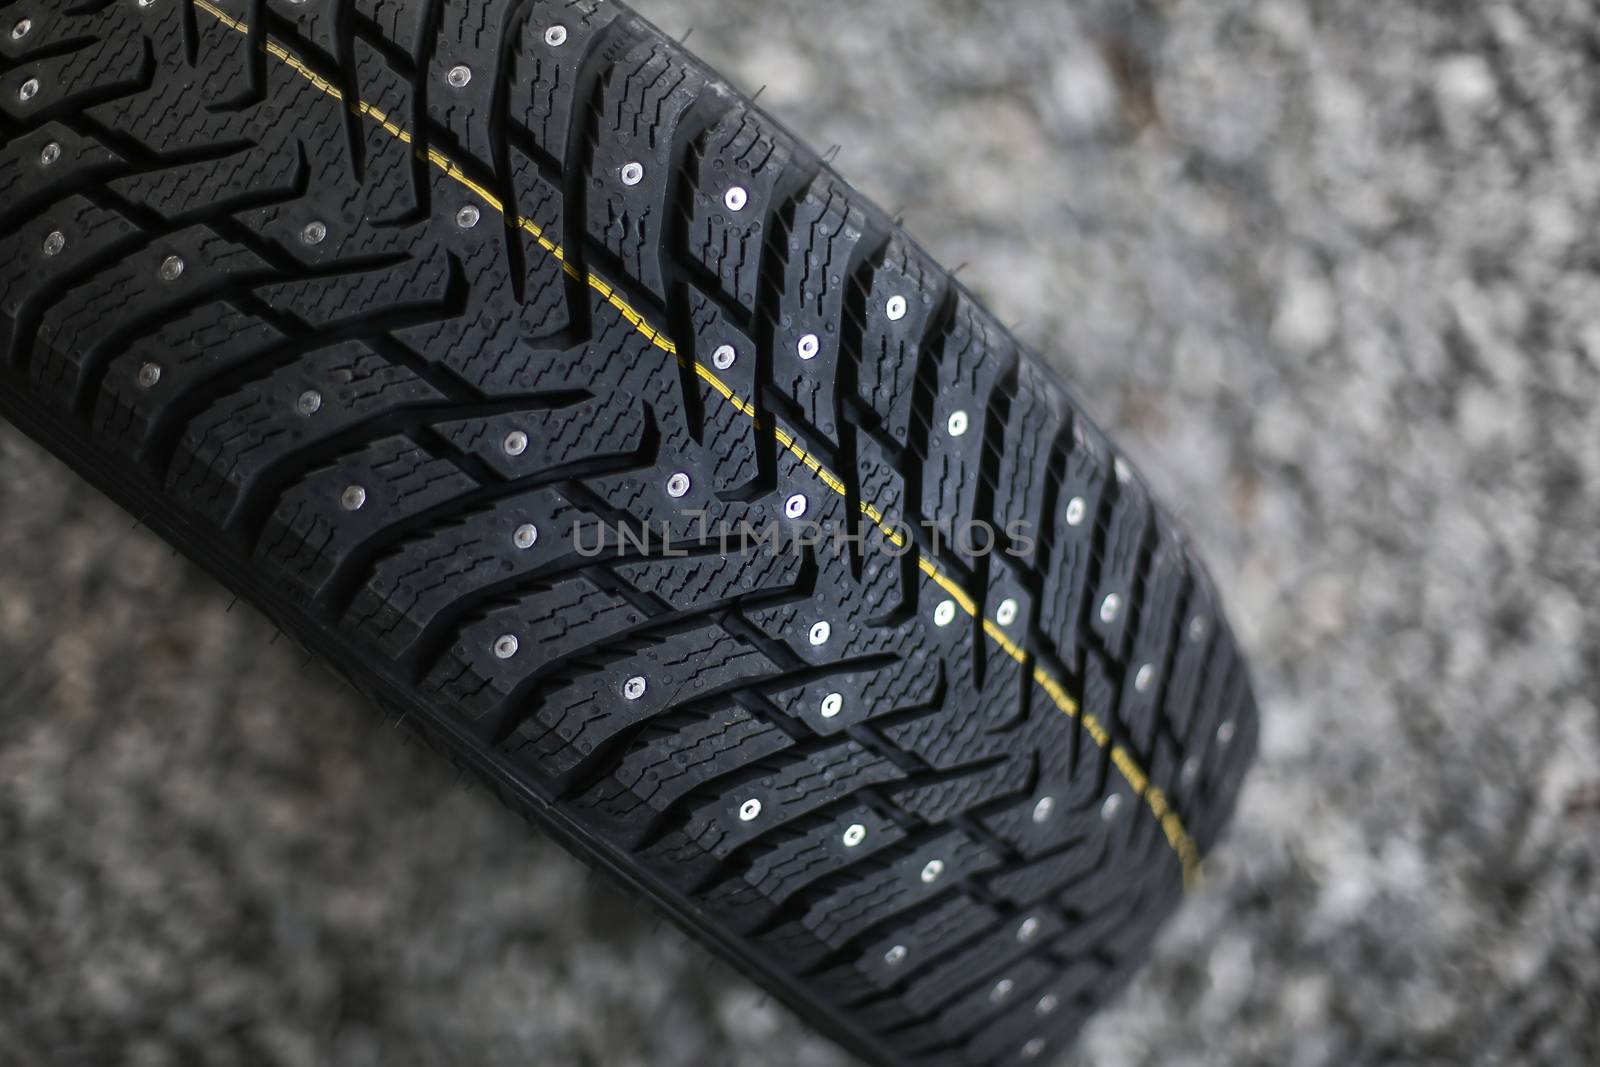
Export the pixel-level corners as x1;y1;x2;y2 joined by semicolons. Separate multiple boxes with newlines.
193;0;1200;888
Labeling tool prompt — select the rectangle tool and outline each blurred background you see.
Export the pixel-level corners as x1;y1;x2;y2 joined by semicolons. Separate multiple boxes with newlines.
2;0;1597;1064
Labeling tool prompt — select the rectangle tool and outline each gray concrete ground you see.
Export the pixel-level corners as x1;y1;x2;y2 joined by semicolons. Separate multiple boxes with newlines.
3;1;1598;1064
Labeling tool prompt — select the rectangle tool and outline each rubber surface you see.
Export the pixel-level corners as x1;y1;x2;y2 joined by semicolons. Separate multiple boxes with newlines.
0;1;1258;1063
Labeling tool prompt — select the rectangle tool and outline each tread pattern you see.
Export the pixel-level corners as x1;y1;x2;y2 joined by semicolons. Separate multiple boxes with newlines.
0;2;1258;1064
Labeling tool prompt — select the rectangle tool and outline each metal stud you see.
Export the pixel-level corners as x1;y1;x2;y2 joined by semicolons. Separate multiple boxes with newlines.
1099;592;1121;624
919;858;944;884
1016;916;1040;944
18;77;39;102
39;141;60;166
296;389;322;416
158;255;185;281
1181;758;1200;787
666;471;691;498
784;493;807;519
513;524;539;550
619;161;644;186
1217;720;1236;745
544;24;568;47
885;294;907;321
820;692;843;719
341;485;367;511
136;362;162;389
842;823;867;848
797;333;820;360
623;675;647;701
884;944;908;967
493;634;520;660
723;185;748;211
503;430;529;457
446;64;472;88
990;978;1015;1004
1021;1038;1046;1061
1101;793;1123;821
1064;495;1087;527
738;797;762;822
946;410;968;437
1036;993;1059;1017
1134;663;1155;693
711;344;736;370
1031;795;1054;824
995;597;1018;626
456;204;481;229
11;19;32;41
808;620;830;646
933;599;957;627
41;230;65;256
137;0;158;7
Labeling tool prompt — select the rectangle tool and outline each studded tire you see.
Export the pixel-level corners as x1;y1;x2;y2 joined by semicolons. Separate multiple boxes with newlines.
0;2;1258;1065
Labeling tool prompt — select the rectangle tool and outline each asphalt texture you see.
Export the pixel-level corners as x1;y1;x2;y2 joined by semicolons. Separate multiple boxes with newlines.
2;1;1597;1065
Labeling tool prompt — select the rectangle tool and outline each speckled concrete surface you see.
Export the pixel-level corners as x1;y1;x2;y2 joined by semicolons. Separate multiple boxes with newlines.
3;1;1598;1065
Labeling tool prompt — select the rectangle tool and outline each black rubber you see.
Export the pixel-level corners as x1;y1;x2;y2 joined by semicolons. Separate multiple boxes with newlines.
0;2;1258;1064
